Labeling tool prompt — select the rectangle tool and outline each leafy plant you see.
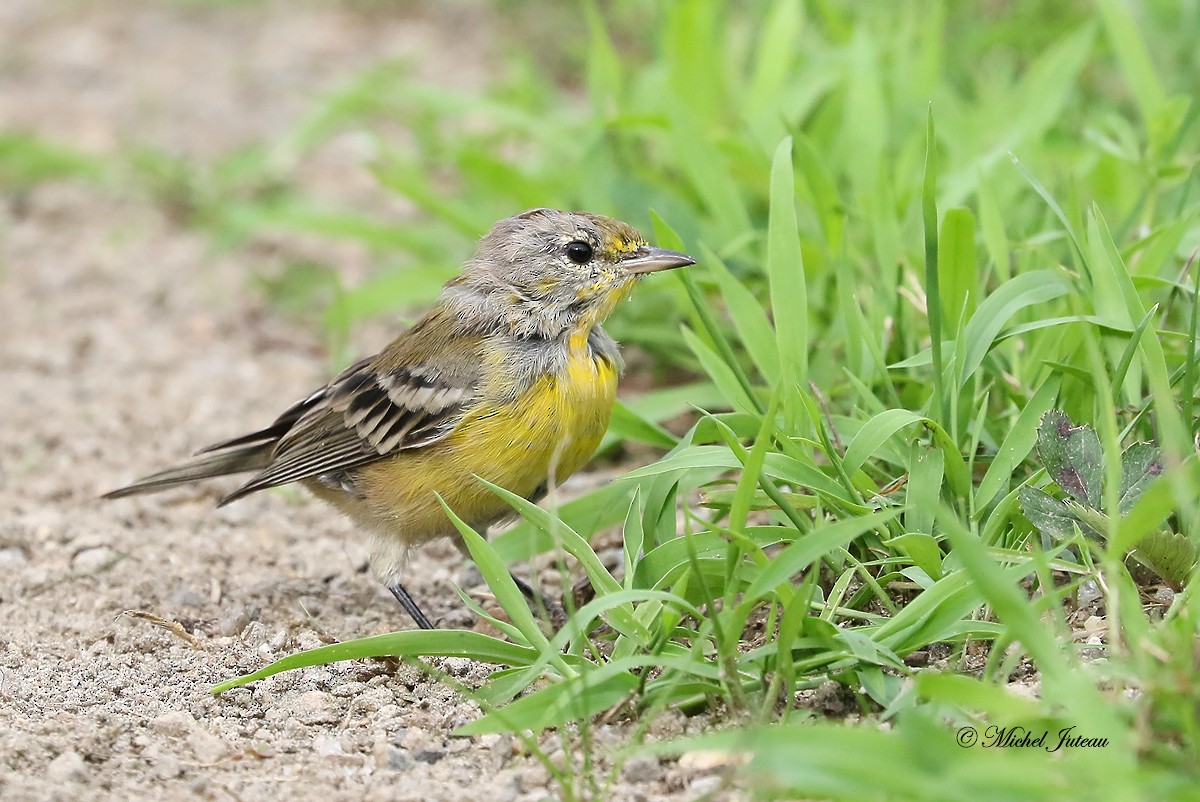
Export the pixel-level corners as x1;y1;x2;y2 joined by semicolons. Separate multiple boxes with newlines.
1020;410;1196;587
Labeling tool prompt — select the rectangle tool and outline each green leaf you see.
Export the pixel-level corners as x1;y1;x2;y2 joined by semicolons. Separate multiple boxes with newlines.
974;377;1061;511
681;326;758;414
922;107;944;419
905;444;944;538
212;631;537;694
607;400;678;450
1096;0;1165;122
742;510;898;600
1131;530;1198;590
885;533;943;581
841;411;970;499
634;527;788;591
706;246;781;383
0;132;107;188
938;207;978;333
1035;410;1103;510
442;498;559;651
746;0;802;116
957;270;1070;388
456;666;638;735
1018;487;1081;541
1117;442;1163;514
843;409;925;477
767;136;808;401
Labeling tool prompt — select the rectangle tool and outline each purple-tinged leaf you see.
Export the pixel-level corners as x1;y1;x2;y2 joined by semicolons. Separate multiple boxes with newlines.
1118;442;1163;514
1035;410;1103;510
1019;487;1080;540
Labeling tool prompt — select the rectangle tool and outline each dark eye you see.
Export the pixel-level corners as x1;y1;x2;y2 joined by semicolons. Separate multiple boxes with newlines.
565;240;594;265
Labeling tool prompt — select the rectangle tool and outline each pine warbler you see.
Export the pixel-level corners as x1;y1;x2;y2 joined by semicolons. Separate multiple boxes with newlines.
105;208;695;629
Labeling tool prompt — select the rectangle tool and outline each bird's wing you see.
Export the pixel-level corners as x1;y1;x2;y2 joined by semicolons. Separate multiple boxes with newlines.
219;311;485;504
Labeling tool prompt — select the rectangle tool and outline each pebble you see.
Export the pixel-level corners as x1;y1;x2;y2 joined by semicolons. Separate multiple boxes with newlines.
186;728;230;764
293;690;341;724
413;748;445;764
312;734;345;758
677;749;741;773
487;733;514;761
383;747;412;770
149;710;196;738
71;545;118;573
46;750;88;784
515;762;550;792
647;710;686;738
216;606;251;636
150;751;183;779
294;629;327;651
621;754;661;784
171;588;206;607
239;620;267;645
689;775;724;796
0;546;28;569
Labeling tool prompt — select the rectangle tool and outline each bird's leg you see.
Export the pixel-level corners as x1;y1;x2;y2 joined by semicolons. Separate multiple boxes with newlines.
509;572;567;629
388;580;435;630
452;529;564;626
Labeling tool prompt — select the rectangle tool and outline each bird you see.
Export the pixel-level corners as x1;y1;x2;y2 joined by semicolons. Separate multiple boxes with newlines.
104;208;695;629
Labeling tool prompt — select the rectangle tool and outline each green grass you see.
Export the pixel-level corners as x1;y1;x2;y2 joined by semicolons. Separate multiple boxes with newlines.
22;0;1200;799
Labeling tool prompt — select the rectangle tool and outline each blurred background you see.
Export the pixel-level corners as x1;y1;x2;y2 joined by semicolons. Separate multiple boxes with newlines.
6;0;1196;381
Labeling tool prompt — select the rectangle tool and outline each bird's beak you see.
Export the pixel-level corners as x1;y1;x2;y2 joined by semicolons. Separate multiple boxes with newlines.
622;246;697;275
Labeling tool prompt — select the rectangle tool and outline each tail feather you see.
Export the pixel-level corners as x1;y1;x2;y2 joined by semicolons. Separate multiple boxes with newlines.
102;443;274;500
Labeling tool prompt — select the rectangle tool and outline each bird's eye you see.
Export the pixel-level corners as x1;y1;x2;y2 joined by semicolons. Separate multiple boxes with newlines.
565;240;594;265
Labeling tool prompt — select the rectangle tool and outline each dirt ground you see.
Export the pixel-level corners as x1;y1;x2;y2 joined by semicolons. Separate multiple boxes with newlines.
0;3;743;800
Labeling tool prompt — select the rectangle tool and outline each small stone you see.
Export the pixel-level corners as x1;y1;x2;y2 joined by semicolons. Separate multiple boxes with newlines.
71;545;118;574
1077;580;1102;606
295;629;326;651
290;690;341;725
488;733;514;761
297;596;323;616
171;588;206;608
239;620;268;644
515;762;550;792
149;710;196;738
689;775;723;796
441;657;473;677
313;735;344;758
0;547;28;569
46;750;88;783
413;748;445;764
187;728;230;764
151;752;183;779
621;755;661;784
217;606;251;637
384;747;412;770
647;710;686;738
677;749;741;774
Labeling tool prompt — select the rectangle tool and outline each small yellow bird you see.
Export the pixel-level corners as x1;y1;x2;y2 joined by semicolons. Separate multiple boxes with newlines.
105;208;695;629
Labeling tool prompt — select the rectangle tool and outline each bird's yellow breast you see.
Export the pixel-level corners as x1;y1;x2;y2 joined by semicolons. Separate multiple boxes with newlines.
353;331;617;541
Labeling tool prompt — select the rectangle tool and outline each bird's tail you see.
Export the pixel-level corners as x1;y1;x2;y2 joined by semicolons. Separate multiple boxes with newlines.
102;442;274;500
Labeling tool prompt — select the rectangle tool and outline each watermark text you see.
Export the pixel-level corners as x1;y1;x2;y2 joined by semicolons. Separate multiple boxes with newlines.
956;725;1108;752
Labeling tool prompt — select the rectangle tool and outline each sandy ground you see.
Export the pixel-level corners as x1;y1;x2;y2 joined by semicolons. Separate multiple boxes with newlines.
0;3;741;800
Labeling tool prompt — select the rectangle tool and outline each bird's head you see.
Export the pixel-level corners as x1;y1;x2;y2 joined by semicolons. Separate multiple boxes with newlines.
449;208;695;338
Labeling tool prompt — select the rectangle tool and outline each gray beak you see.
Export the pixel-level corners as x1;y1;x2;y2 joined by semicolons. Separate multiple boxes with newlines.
622;246;696;275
